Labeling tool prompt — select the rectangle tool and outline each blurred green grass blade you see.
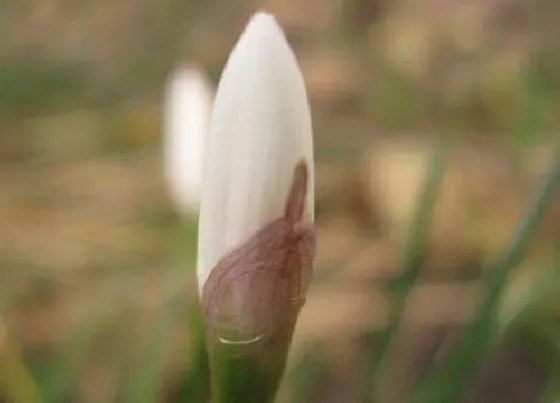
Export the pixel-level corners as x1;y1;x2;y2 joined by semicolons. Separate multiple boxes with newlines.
501;269;560;335
118;277;179;403
500;231;560;332
539;355;560;403
500;231;560;333
119;288;210;403
361;145;446;403
409;146;560;403
35;309;108;403
118;277;207;403
0;335;39;403
555;229;560;269
285;346;323;403
538;232;560;403
119;219;202;403
513;72;547;147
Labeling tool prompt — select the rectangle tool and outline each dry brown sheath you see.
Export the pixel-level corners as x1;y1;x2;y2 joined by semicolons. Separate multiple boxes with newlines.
202;160;316;344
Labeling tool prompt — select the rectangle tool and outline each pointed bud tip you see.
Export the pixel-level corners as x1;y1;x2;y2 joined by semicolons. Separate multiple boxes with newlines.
237;11;290;52
244;11;283;36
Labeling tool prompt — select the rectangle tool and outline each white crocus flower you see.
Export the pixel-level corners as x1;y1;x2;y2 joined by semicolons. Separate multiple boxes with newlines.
163;64;214;216
197;12;315;401
198;5;315;349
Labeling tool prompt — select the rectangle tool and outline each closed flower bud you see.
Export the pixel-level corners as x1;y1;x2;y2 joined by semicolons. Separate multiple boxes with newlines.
196;11;316;402
163;64;214;216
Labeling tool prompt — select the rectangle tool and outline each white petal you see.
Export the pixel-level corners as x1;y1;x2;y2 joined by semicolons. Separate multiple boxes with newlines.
197;12;314;293
163;64;214;216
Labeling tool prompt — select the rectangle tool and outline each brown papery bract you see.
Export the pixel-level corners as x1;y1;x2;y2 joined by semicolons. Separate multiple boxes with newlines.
202;160;316;344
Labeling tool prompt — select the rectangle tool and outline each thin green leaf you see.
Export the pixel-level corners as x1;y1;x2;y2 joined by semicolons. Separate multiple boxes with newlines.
409;146;560;403
361;145;446;403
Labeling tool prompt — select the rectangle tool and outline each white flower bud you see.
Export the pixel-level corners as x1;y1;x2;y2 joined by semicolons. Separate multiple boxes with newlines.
197;12;315;294
197;14;316;401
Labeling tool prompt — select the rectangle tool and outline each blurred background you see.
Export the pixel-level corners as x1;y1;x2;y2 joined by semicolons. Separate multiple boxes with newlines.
1;0;559;402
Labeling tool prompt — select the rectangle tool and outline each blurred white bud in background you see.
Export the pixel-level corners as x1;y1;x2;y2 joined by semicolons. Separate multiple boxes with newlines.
163;64;214;216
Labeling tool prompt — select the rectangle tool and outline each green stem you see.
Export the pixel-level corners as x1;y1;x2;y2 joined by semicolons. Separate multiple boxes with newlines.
287;346;322;403
361;145;446;403
409;146;560;403
209;326;294;403
166;303;210;402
